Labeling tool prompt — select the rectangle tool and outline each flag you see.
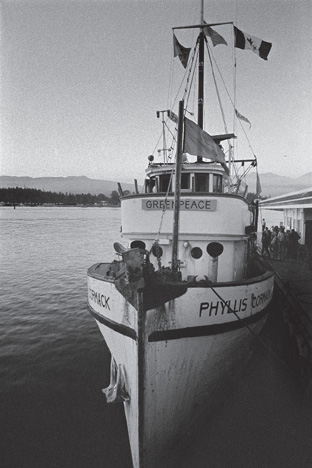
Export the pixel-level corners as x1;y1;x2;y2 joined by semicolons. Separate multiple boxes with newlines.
168;110;178;123
173;34;191;69
204;23;227;47
183;118;229;174
234;26;272;60
256;172;262;196
235;109;251;128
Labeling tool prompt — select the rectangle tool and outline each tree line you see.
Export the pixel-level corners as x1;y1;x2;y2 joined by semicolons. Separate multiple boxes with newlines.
0;187;123;206
0;187;265;207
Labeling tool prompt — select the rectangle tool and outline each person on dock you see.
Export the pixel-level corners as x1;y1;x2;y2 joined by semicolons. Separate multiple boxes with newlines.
261;227;271;258
270;226;279;259
288;229;301;260
277;226;286;261
262;219;266;231
285;230;290;258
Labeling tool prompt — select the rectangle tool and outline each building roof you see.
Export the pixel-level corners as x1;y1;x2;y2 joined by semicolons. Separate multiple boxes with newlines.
259;187;312;210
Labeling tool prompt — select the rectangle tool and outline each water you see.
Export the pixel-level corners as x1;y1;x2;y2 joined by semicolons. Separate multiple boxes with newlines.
258;208;284;230
0;207;132;468
1;207;312;468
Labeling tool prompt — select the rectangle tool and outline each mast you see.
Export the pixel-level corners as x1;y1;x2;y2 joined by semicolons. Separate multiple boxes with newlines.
171;99;184;272
197;0;205;163
172;1;204;270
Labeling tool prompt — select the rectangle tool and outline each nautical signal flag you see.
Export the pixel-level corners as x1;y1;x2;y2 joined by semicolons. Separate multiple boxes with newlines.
203;22;227;47
183;118;229;175
235;109;251;128
256;172;262;196
173;34;191;69
168;110;178;124
234;26;272;60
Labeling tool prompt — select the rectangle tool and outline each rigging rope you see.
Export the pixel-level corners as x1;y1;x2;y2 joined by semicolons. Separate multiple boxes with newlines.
207;41;258;165
205;39;228;134
151;169;174;251
152;42;200;247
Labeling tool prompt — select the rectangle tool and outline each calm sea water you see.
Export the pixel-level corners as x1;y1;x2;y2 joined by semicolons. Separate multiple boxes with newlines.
1;207;311;468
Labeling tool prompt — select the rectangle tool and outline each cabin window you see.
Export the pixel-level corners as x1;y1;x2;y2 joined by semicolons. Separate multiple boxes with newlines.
191;247;203;259
181;173;190;190
195;174;209;192
213;175;222;193
207;242;224;257
159;174;172;192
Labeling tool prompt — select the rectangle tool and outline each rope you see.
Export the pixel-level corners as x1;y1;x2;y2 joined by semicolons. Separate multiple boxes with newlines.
209;284;299;378
207;40;258;163
151;41;200;247
151;167;175;250
205;39;228;134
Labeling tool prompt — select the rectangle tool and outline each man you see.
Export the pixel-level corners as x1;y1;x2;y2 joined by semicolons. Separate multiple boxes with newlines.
277;227;286;261
261;227;271;258
288;229;301;260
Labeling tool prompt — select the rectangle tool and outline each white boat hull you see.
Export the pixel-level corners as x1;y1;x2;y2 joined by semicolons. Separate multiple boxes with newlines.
88;266;274;468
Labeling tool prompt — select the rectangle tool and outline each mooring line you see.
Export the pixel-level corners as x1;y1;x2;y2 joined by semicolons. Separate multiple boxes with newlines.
209;285;299;379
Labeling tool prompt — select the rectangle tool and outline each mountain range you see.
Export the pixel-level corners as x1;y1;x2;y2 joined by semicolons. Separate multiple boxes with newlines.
0;176;135;197
0;173;311;198
246;172;312;197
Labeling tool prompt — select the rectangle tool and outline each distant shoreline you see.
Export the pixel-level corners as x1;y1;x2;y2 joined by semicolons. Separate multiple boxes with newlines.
0;204;120;208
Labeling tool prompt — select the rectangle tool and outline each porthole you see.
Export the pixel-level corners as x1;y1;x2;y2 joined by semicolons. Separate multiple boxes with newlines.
206;242;224;258
190;247;203;259
130;240;146;250
151;244;163;257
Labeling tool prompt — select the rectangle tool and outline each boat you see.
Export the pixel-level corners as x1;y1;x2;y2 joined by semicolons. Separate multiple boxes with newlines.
87;3;274;467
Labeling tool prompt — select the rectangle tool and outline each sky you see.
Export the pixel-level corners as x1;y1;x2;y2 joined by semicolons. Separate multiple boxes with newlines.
1;0;311;183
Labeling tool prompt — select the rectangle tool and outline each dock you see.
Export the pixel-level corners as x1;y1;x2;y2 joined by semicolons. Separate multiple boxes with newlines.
261;254;312;390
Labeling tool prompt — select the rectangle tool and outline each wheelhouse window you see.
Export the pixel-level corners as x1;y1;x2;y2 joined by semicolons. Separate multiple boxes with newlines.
159;174;172;192
145;176;156;193
195;174;209;192
213;174;222;193
181;173;190;190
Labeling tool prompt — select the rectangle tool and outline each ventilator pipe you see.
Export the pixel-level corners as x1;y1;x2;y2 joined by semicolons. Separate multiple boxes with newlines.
209;256;218;282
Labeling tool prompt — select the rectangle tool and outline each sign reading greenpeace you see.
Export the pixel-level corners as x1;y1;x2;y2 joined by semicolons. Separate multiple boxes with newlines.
142;199;217;211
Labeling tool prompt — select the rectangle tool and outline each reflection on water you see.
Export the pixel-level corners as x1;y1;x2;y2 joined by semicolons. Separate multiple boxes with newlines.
1;207;312;468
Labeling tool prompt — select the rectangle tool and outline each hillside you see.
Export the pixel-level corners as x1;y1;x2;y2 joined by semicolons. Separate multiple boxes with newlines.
246;172;312;197
0;173;311;198
0;176;136;197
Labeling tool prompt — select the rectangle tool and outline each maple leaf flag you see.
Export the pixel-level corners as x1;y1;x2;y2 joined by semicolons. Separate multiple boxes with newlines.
234;26;272;60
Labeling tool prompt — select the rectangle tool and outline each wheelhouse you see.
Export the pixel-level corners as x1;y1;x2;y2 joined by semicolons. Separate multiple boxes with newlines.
144;163;225;195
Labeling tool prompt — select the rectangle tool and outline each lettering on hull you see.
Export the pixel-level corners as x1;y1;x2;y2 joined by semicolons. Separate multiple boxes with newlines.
89;287;110;310
251;290;271;308
199;298;247;316
199;289;271;317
